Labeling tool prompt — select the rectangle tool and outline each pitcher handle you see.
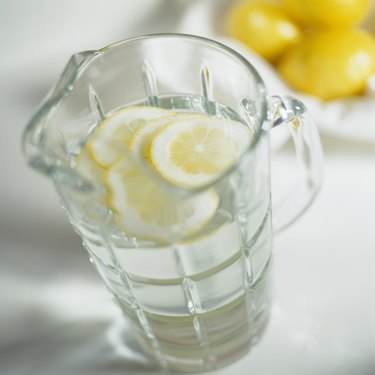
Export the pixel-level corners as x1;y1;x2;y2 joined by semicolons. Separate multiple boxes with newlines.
265;95;324;232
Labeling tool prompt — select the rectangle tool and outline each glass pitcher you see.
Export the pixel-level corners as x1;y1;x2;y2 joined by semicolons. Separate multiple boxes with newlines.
22;34;323;373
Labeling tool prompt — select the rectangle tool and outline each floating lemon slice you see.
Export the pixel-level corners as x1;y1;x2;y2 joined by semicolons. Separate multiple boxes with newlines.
76;106;222;241
75;147;104;183
150;117;251;188
129;113;202;164
88;106;174;168
106;158;219;241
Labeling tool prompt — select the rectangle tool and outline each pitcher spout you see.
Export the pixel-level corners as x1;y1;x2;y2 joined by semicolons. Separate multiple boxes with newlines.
22;50;98;177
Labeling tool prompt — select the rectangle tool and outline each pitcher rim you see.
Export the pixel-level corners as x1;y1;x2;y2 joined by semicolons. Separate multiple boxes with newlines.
23;33;268;195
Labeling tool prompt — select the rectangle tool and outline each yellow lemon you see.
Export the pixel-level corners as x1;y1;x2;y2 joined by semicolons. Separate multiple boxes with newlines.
278;29;375;100
150;117;251;188
227;0;301;62
282;0;372;28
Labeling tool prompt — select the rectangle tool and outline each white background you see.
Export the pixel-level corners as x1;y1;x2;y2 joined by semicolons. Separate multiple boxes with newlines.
1;1;374;374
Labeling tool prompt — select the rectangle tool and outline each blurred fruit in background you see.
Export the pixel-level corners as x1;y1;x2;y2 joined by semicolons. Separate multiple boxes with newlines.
226;0;375;100
282;0;372;28
277;29;375;99
227;0;301;62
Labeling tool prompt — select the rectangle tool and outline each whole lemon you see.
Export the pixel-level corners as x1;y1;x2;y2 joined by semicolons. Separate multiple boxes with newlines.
277;29;375;100
282;0;372;28
227;0;301;62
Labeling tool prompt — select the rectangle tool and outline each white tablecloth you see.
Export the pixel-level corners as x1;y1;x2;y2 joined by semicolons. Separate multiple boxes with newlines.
1;1;374;374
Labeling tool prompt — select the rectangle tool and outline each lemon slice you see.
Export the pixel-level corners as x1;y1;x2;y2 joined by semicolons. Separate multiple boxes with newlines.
106;158;219;241
129;113;203;164
150;117;251;188
74;147;104;182
76;106;222;241
88;106;174;168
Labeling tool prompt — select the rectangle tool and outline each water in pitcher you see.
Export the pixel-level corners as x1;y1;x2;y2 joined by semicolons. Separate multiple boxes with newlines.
70;94;272;372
